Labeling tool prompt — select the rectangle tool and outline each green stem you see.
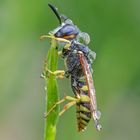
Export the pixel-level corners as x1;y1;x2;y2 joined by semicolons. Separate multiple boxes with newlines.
44;39;59;140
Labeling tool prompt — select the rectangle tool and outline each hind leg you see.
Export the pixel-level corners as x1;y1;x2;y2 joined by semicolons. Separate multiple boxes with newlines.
59;101;76;116
45;96;79;118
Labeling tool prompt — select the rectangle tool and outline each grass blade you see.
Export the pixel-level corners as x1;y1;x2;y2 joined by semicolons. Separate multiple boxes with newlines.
44;39;59;140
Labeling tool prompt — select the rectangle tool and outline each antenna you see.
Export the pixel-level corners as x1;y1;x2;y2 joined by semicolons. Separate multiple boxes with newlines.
48;4;61;24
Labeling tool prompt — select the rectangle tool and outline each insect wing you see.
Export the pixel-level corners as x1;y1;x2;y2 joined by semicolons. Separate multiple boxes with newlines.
78;51;102;131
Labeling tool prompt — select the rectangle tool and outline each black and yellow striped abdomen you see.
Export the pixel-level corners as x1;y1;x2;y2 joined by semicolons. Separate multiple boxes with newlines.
76;93;91;131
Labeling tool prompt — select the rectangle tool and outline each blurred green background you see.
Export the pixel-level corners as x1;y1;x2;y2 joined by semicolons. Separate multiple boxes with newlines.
0;0;140;140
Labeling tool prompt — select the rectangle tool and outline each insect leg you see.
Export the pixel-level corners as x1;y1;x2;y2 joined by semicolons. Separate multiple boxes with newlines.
40;35;71;52
46;68;65;79
58;50;62;56
45;98;66;118
59;101;76;116
40;35;71;44
45;96;78;117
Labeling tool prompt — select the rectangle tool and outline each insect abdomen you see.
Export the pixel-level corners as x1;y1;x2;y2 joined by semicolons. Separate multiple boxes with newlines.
76;93;91;131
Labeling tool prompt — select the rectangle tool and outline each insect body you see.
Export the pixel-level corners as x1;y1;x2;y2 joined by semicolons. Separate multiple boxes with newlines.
41;4;101;131
62;42;101;131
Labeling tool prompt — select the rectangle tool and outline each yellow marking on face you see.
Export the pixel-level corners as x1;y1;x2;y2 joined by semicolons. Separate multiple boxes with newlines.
63;34;76;39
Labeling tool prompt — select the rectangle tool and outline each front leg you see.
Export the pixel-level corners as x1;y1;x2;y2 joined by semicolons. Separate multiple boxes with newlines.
40;34;71;53
40;34;71;45
45;68;65;79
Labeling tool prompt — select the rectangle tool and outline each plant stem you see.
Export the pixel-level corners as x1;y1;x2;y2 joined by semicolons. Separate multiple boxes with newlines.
44;39;59;140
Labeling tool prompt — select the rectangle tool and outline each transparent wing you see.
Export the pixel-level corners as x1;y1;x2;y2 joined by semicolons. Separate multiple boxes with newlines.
78;51;102;131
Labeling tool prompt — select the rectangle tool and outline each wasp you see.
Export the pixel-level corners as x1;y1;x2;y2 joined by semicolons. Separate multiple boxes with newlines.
41;4;102;131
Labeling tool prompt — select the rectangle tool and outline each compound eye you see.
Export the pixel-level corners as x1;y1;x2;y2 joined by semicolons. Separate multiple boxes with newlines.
77;32;90;45
54;24;79;39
